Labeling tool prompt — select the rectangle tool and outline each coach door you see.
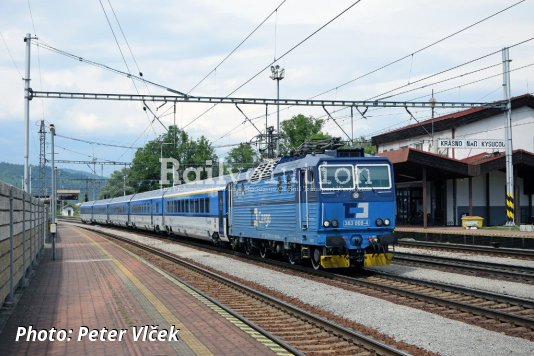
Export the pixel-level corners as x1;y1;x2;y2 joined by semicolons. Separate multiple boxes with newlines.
299;169;309;230
150;200;154;226
218;191;225;236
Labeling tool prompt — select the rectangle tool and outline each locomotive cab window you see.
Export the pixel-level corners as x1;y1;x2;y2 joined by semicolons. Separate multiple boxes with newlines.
355;164;392;189
318;164;355;190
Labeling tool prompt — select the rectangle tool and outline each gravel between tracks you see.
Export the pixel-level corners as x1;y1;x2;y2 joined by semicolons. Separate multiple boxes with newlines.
376;246;534;300
394;245;534;268
85;225;534;356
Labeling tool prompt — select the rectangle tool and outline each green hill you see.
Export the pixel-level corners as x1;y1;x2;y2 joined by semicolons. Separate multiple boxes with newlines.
0;162;105;201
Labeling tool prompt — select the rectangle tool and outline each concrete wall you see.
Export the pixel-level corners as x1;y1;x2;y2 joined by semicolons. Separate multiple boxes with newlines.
0;181;47;306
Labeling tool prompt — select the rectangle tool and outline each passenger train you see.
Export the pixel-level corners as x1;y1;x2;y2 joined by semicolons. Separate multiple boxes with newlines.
81;147;396;269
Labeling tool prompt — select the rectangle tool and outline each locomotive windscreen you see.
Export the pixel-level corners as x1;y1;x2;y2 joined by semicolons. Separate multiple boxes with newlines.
355;164;392;189
318;165;355;190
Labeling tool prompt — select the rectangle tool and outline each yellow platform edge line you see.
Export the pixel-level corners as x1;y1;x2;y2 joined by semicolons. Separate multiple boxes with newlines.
79;230;214;356
81;228;295;355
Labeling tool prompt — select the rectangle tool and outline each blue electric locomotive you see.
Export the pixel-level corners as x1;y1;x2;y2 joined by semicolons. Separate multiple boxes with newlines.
228;148;395;269
80;146;396;269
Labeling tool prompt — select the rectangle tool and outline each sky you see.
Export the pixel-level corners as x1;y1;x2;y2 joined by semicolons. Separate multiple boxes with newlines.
1;0;533;178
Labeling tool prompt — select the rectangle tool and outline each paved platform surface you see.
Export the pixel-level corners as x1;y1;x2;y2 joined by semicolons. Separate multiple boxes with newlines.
0;224;282;355
396;225;534;238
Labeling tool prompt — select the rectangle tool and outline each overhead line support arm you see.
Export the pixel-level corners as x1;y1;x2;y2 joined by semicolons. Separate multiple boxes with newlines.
29;90;504;109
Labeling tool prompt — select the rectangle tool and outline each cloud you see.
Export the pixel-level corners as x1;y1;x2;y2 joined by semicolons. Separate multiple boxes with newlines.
0;0;533;169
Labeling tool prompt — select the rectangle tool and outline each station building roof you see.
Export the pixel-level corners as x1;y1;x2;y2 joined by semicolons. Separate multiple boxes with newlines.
378;147;470;183
462;149;534;181
379;147;534;192
372;94;534;146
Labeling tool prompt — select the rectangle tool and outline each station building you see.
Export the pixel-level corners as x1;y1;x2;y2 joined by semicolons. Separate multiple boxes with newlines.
372;94;534;227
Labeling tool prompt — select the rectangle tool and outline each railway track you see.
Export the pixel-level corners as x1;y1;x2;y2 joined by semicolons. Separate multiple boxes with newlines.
80;224;408;356
330;271;534;341
393;252;534;284
398;240;534;260
69;221;534;342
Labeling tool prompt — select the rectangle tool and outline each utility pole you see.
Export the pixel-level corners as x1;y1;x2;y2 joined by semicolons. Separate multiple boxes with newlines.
160;141;164;190
502;47;514;226
39;120;46;197
50;124;57;261
350;106;354;145
270;65;284;157
430;89;437;153
23;33;32;192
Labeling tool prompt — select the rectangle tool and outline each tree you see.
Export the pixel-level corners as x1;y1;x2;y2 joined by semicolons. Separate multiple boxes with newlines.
128;125;218;192
349;135;377;155
99;167;133;199
225;143;259;173
280;114;330;154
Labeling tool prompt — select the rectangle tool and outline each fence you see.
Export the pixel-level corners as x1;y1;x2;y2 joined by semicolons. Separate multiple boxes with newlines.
0;181;48;306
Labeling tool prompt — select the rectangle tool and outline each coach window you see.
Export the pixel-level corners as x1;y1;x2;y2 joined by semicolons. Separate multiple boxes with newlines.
277;177;282;192
206;198;210;213
286;175;292;192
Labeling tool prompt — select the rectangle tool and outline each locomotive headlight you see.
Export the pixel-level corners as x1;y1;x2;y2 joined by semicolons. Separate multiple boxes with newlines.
375;218;383;226
384;218;391;226
331;219;339;228
352;192;360;199
323;220;331;228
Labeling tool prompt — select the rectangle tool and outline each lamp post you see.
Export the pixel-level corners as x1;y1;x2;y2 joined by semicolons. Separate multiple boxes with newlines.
270;65;284;157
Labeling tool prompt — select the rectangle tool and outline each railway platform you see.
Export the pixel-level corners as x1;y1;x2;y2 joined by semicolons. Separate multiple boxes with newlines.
0;224;287;355
395;226;534;249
